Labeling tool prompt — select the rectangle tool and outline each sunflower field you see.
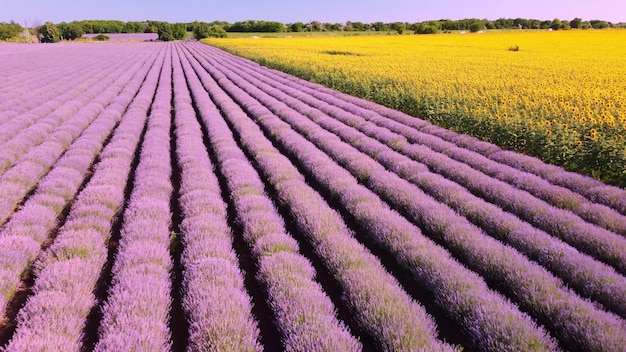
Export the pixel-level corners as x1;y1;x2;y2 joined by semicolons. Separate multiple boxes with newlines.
204;30;626;186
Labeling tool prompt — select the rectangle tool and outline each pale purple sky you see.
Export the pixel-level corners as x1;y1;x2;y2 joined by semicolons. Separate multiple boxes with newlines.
1;0;624;24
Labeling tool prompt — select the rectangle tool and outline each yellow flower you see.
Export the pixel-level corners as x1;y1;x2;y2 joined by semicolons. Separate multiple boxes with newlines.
206;30;625;180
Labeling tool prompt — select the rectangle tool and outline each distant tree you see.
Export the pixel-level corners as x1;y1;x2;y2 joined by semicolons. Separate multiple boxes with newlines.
569;17;583;29
328;23;343;31
192;21;226;39
307;21;325;32
528;19;541;29
289;22;304;32
513;18;529;29
550;18;562;30
0;21;23;40
228;20;284;33
439;19;457;31
39;22;61;42
540;20;552;29
494;18;514;29
414;22;439;34
371;22;388;31
208;24;226;37
157;23;174;41
172;23;186;40
59;22;84;40
124;21;147;33
590;20;610;29
192;21;210;39
351;21;366;31
469;21;483;32
390;22;406;34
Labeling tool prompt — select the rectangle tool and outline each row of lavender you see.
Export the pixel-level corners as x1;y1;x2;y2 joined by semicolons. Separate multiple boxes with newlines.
183;42;626;351
192;44;626;314
0;41;625;351
1;43;166;350
0;44;164;323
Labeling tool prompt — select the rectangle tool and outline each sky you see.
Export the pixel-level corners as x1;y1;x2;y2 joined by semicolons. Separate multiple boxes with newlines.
1;0;625;25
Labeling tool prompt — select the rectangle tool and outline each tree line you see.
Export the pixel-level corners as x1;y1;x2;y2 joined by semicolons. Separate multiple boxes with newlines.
2;17;624;43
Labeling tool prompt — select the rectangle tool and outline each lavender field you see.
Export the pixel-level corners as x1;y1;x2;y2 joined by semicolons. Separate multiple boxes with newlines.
0;41;625;352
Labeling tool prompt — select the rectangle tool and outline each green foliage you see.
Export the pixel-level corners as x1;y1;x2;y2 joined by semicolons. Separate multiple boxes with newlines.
469;22;483;33
390;22;406;35
550;18;562;30
193;21;210;39
347;21;366;31
371;22;388;31
93;34;109;41
590;20;610;29
58;22;84;40
414;23;439;34
74;20;126;34
326;23;343;31
39;22;61;43
193;21;226;39
0;21;23;40
289;22;304;32
229;20;285;33
124;21;147;33
172;23;187;40
157;23;175;41
569;18;583;29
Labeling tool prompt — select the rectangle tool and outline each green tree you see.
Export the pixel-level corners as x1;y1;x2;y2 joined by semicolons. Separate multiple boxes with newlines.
590;20;610;29
157;23;174;41
350;21;366;31
372;22;388;31
172;23;186;40
550;18;562;30
414;23;439;34
569;17;583;29
59;22;84;40
328;23;343;31
39;22;61;43
124;21;147;33
192;21;226;39
208;24;226;38
390;22;406;34
0;21;23;40
469;20;485;32
289;22;304;32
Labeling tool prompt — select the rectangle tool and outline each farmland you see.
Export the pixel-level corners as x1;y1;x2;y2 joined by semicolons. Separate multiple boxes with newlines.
204;30;626;187
0;40;625;351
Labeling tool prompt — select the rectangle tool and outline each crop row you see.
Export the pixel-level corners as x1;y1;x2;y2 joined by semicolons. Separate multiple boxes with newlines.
172;44;262;351
200;46;626;317
252;60;626;215
2;43;166;350
178;44;361;351
0;44;125;120
186;42;625;351
0;41;625;352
